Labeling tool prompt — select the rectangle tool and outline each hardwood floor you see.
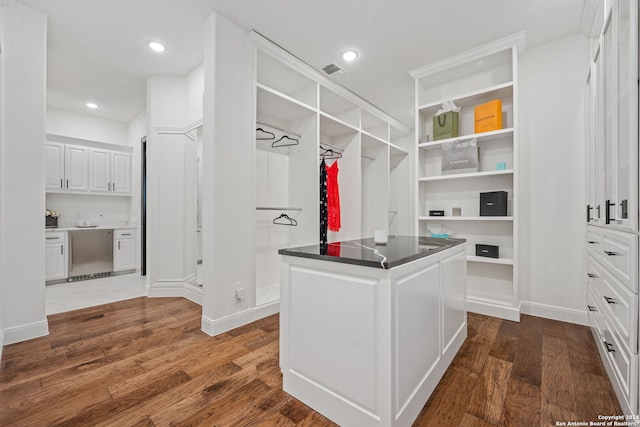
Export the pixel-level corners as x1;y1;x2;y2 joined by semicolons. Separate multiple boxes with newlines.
0;297;621;426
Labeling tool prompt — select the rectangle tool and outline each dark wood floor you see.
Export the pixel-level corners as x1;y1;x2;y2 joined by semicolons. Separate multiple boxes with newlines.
0;297;621;426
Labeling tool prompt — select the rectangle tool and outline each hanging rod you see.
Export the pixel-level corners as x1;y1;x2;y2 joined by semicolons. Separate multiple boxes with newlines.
256;121;302;139
256;207;303;211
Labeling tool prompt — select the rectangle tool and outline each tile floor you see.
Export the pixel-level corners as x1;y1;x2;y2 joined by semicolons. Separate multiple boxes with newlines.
45;273;147;315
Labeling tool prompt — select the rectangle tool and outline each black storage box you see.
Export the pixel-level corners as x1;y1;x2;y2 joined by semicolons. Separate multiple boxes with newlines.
476;244;499;259
429;210;445;216
480;191;508;216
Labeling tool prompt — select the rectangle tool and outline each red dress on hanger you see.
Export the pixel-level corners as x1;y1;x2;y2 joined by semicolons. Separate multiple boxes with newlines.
325;160;341;232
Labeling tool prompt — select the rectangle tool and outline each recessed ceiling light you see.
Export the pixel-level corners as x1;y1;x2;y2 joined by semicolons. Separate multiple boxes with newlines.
342;50;358;62
148;41;166;52
85;102;98;109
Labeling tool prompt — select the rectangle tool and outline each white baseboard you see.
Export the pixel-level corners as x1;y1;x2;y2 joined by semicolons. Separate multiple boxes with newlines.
201;300;279;336
466;298;520;321
519;301;588;326
147;280;188;298
183;283;203;305
3;319;49;346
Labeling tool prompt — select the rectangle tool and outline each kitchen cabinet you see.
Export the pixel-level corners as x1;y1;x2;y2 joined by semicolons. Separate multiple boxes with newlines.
113;229;136;272
89;149;131;194
45;142;90;192
45;231;68;281
409;33;523;321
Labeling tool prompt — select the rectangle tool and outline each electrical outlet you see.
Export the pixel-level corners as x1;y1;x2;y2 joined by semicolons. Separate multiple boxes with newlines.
235;282;245;300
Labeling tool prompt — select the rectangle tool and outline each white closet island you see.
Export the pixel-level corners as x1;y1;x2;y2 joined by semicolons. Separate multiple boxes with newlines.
278;236;466;427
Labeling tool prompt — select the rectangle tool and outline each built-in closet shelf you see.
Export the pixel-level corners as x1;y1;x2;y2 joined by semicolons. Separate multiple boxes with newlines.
417;82;514;116
418;216;514;221
418;128;514;150
466;255;514;265
256;84;316;122
319;112;360;138
419;169;514;182
361;130;389;145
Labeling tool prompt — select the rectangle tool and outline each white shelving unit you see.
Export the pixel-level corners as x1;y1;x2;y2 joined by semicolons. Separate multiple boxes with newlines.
251;32;412;309
410;33;524;321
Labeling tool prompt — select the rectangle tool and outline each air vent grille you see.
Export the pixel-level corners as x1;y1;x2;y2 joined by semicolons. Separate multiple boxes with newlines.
322;63;344;75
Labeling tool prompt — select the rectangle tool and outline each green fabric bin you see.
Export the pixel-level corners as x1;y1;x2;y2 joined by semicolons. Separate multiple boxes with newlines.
433;111;459;141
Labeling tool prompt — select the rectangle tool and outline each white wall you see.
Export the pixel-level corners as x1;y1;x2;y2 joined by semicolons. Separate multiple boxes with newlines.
201;13;256;334
186;64;204;125
46;107;128;144
0;2;49;345
518;33;590;324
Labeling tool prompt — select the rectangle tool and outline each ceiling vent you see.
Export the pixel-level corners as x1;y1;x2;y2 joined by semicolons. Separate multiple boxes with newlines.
322;63;344;75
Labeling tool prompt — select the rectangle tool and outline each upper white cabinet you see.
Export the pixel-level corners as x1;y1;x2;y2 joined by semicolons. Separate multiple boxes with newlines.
45;142;90;191
410;33;524;321
89;149;131;194
587;0;638;231
46;136;132;196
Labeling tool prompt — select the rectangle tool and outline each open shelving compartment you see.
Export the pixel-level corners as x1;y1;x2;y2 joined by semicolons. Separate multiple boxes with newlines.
410;32;524;321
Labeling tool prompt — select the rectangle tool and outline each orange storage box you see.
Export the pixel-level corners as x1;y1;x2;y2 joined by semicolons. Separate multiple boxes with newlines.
474;99;503;134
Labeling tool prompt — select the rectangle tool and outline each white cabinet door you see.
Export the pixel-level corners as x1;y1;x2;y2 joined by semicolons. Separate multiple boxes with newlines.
89;149;111;192
114;230;136;271
45;142;65;190
64;145;89;191
111;152;131;194
45;232;68;281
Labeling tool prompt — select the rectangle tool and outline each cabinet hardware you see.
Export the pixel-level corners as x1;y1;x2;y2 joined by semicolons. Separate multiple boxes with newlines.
108;182;111;191
587;205;593;222
118;241;120;250
604;251;618;256
604;341;615;353
596;205;601;218
620;199;628;219
61;246;63;255
121;233;132;236
588;241;598;244
66;179;69;189
587;273;597;278
605;200;615;224
46;237;58;240
604;296;616;304
60;178;63;188
587;305;597;312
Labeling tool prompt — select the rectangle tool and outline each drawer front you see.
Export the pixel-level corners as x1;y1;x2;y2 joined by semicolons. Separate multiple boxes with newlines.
587;285;604;341
599;228;638;293
587;227;603;260
114;229;135;239
602;319;638;413
592;260;639;354
45;231;67;243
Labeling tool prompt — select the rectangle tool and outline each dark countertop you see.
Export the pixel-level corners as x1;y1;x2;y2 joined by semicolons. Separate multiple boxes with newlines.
278;235;466;269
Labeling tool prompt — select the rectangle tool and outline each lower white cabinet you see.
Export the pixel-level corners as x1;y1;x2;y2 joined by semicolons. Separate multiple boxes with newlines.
45;232;68;281
587;226;639;415
113;229;136;272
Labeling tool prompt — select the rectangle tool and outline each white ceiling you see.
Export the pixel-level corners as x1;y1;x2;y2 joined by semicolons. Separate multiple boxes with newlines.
19;0;590;127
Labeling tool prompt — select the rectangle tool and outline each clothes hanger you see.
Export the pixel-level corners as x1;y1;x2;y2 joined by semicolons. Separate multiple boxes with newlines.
256;127;275;140
320;145;342;159
273;213;297;226
272;134;299;148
